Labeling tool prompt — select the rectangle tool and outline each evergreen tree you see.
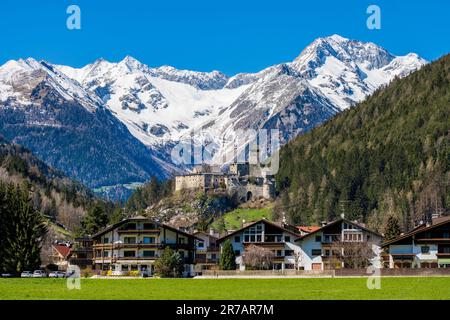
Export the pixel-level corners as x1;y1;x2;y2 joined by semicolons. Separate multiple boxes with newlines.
153;246;183;277
81;202;108;236
0;183;7;272
109;206;126;224
2;183;47;274
384;215;402;241
219;239;236;270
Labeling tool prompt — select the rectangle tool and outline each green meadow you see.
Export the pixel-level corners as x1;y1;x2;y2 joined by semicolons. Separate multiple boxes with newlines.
1;277;450;300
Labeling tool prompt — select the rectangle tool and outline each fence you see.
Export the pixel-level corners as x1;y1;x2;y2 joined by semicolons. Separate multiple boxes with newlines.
201;268;450;277
201;269;335;277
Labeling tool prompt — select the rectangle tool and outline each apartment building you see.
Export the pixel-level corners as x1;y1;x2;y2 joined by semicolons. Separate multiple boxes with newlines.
383;216;450;268
91;216;198;276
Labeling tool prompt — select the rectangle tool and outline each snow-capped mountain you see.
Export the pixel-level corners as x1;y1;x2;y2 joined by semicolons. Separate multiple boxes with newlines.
0;34;427;195
198;34;427;162
53;35;426;160
0;57;170;192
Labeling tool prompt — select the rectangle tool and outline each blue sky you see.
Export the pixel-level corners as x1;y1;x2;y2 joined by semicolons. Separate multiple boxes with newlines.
0;0;449;75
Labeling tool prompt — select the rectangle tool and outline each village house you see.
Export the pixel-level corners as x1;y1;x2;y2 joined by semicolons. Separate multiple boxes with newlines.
91;216;198;276
382;216;450;268
68;237;94;271
217;218;304;270
295;218;383;270
51;243;71;270
193;230;220;273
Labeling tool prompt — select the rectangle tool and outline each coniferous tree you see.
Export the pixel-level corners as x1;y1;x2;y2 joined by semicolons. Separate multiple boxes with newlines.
80;202;108;236
384;215;402;241
219;239;236;270
0;183;7;272
2;183;47;274
153;246;183;277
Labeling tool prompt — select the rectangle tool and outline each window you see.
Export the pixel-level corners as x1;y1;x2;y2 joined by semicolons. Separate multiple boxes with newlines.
197;241;204;248
103;251;109;257
285;236;291;242
285;250;294;256
211;253;217;260
124;250;136;257
123;223;136;230
234;250;241;256
178;237;186;244
143;250;155;257
124;237;136;244
122;264;129;271
103;237;109;244
143;223;155;230
312;249;322;256
421;246;430;254
131;265;138;271
234;236;240;243
315;235;322;242
143;237;154;244
444;232;450;239
276;250;283;257
325;249;331;256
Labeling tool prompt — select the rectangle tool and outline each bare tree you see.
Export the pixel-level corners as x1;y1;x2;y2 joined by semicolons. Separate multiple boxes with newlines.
330;241;376;269
242;245;274;270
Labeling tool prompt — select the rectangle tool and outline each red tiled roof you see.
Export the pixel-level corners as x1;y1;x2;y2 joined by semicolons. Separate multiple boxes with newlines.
297;226;320;233
53;245;71;258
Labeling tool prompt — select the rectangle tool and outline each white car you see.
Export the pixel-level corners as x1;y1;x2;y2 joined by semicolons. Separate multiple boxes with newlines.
49;271;66;278
32;270;47;278
20;271;33;278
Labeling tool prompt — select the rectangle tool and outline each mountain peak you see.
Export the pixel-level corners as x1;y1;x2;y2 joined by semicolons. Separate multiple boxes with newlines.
323;34;349;43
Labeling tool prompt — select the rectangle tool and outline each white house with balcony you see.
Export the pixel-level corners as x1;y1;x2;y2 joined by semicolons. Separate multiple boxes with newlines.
216;218;303;270
295;218;383;270
382;216;450;268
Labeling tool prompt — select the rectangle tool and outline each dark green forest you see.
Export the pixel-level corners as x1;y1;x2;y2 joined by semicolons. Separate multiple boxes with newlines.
275;54;450;233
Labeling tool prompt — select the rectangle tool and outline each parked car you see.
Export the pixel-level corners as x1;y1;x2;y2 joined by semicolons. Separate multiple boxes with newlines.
32;270;47;278
20;271;33;278
1;273;14;278
49;271;66;278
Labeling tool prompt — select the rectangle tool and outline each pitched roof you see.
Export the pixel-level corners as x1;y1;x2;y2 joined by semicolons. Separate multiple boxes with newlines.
295;218;382;242
193;231;219;240
53;245;71;258
382;216;450;247
297;226;321;233
92;217;201;240
217;218;302;243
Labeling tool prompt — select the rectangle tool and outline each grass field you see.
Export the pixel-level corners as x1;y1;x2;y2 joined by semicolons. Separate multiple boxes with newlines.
1;277;450;300
211;207;273;230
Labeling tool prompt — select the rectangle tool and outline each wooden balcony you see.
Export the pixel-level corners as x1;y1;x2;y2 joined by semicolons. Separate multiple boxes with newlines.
194;257;219;264
117;229;160;234
243;242;285;248
69;258;93;266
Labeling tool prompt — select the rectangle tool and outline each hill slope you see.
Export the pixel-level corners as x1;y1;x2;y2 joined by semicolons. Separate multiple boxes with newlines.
0;135;96;231
275;54;450;232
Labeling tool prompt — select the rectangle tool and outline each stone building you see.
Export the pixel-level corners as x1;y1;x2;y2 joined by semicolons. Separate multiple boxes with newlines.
174;162;275;202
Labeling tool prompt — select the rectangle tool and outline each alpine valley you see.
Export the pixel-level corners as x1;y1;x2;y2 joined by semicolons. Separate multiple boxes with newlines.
0;35;427;200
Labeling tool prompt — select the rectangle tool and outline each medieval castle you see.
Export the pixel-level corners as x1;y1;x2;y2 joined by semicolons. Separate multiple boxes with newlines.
174;162;275;202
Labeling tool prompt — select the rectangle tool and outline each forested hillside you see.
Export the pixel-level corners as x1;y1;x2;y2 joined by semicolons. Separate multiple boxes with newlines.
0;135;99;231
275;54;450;233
